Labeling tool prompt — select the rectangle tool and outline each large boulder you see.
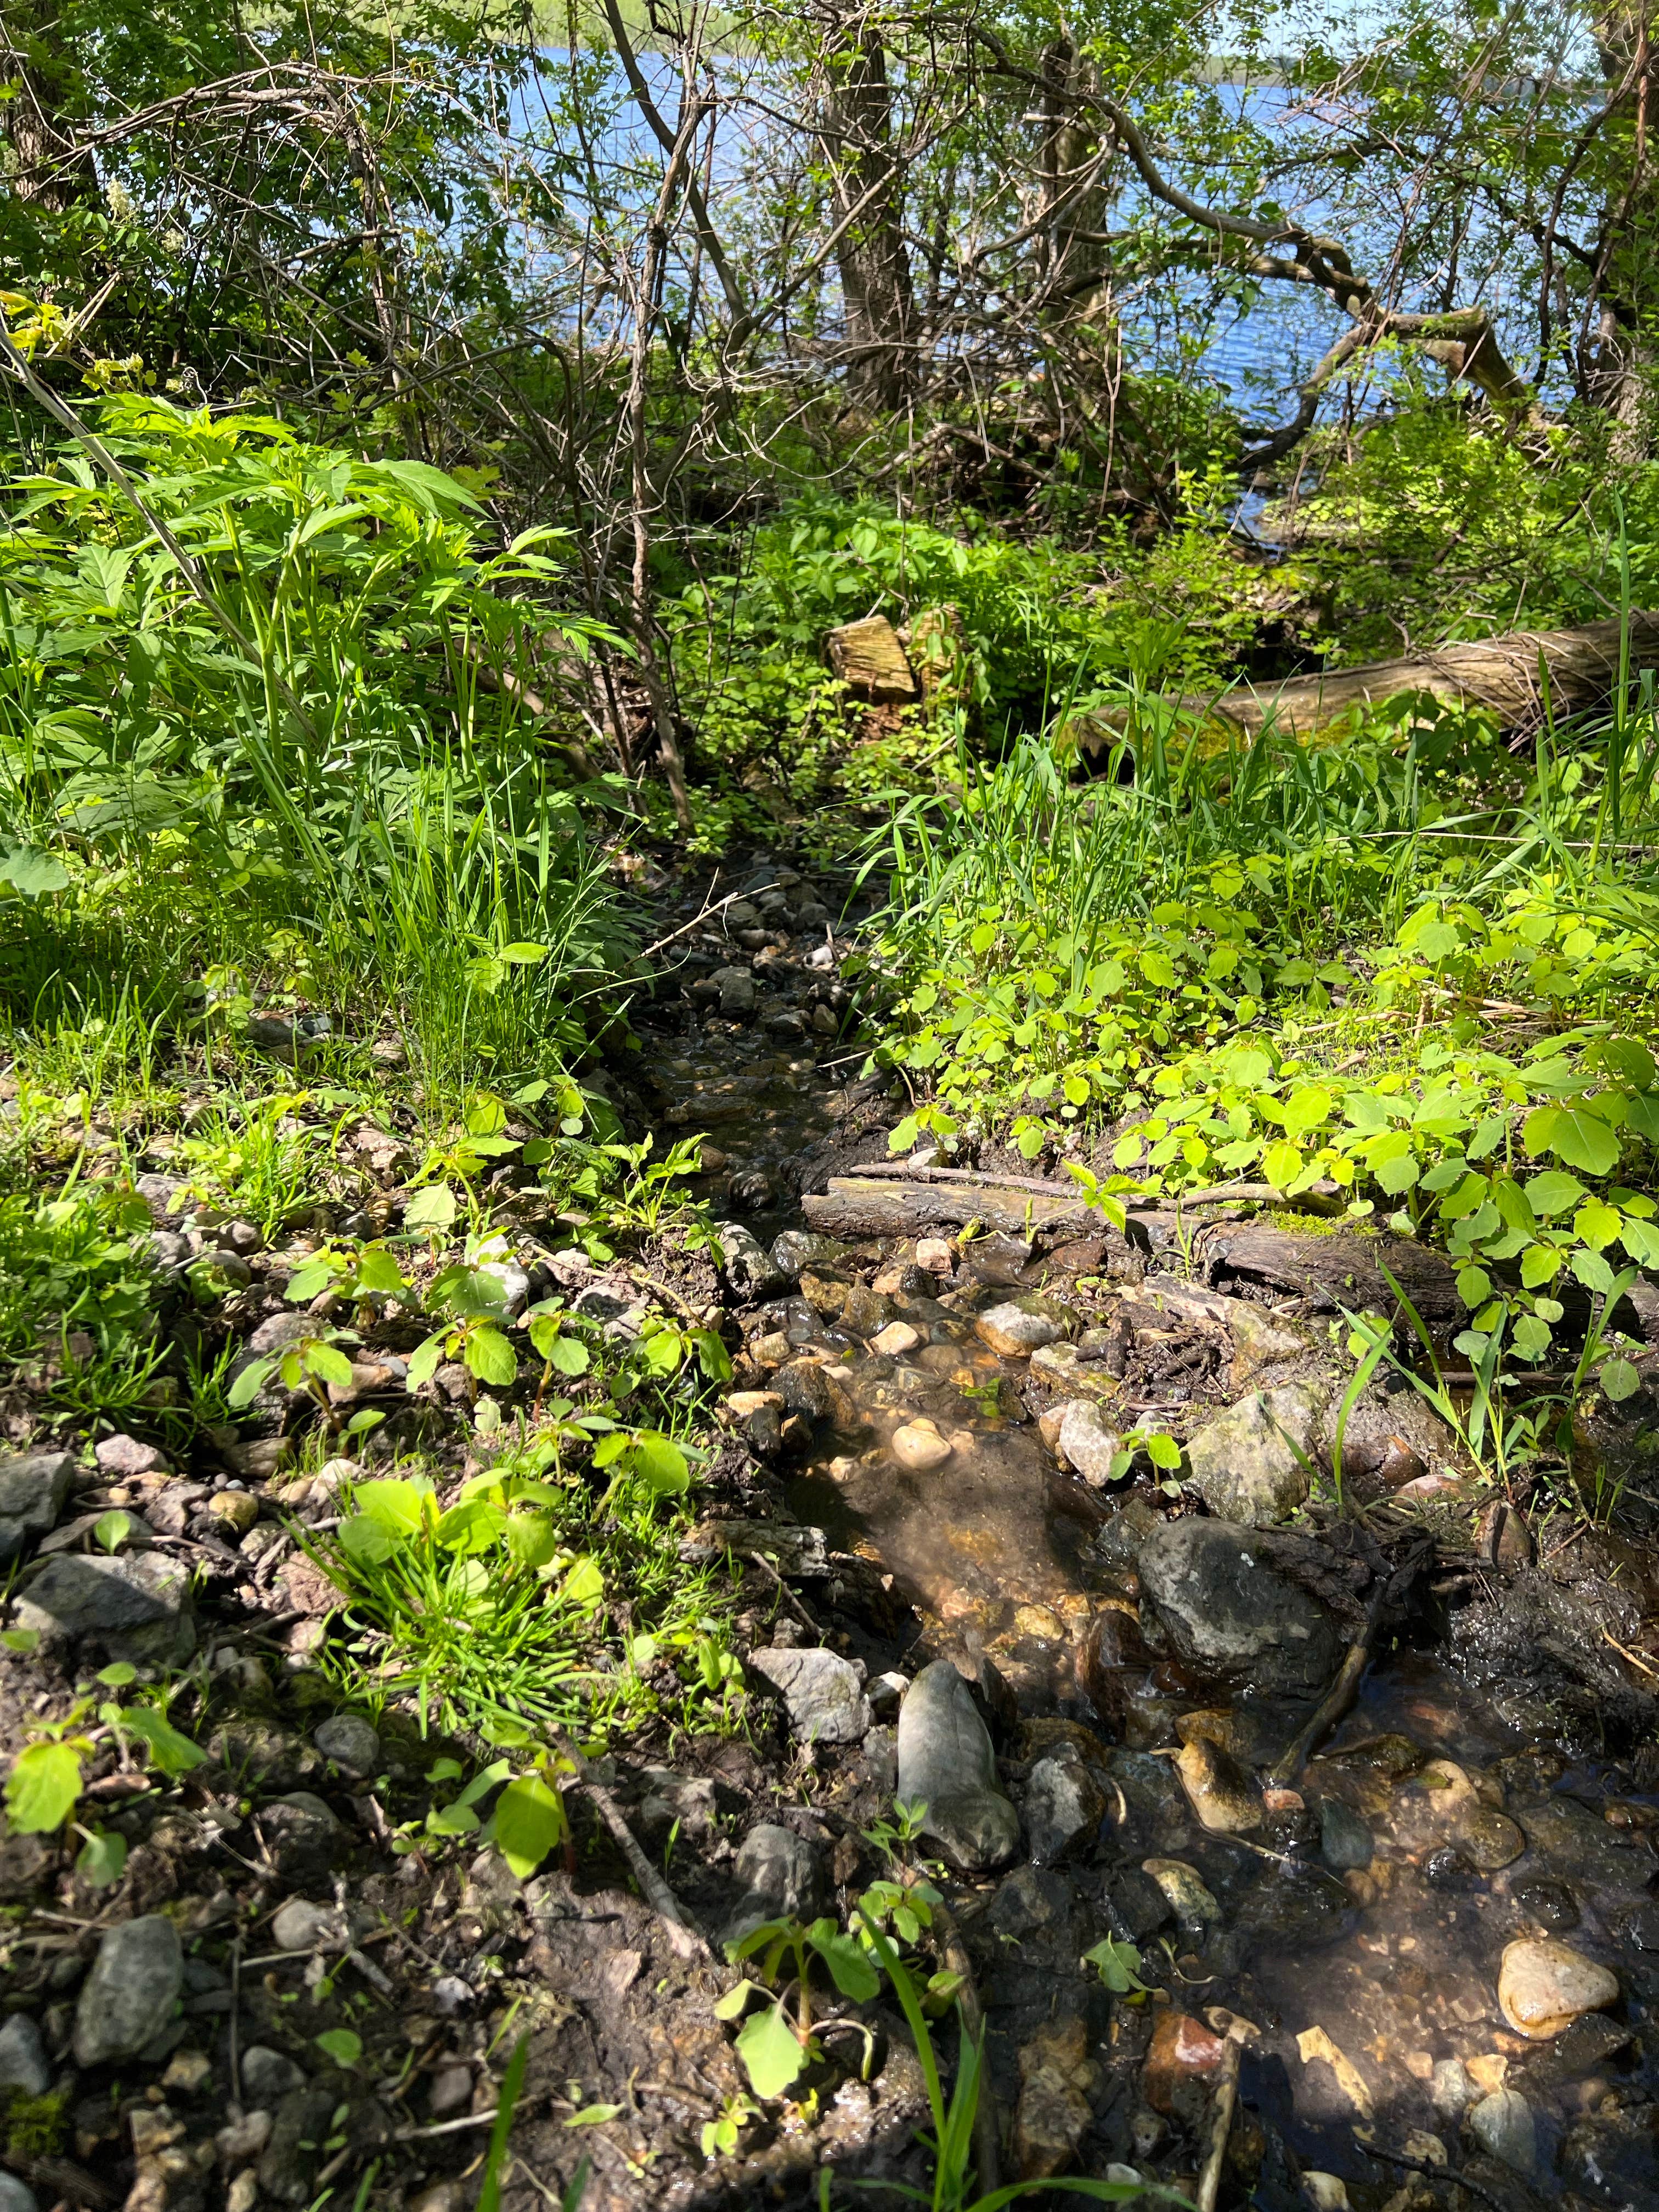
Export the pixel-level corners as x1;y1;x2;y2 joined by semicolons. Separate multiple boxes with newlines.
1137;1519;1341;1700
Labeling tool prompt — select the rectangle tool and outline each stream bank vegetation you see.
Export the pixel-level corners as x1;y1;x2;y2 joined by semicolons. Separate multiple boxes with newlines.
3;0;1659;2201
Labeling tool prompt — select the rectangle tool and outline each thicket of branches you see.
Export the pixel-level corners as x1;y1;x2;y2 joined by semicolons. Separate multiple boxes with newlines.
2;0;1657;806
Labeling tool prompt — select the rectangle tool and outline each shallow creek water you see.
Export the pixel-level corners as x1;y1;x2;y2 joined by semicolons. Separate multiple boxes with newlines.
641;896;1659;2207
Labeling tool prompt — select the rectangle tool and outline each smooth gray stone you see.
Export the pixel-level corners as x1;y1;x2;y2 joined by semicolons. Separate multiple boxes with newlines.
896;1660;1020;1874
313;1714;381;1778
1025;1743;1105;1866
1318;1797;1374;1871
74;1915;182;2066
0;2010;50;2096
0;1451;75;1563
242;2044;307;2101
721;1824;824;1948
0;2176;40;2212
1468;2088;1536;2175
716;1222;786;1300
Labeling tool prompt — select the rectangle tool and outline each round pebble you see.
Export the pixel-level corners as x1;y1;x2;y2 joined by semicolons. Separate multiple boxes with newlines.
1462;1807;1526;1870
313;1713;382;1778
1499;1937;1620;2041
890;1420;952;1472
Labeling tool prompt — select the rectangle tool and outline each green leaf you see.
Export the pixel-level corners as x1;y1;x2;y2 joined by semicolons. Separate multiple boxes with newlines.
4;1741;83;1832
1601;1357;1641;1403
338;1514;395;1566
227;1356;276;1409
1520;1242;1561;1289
1572;1246;1618;1294
1082;1936;1144;1993
1262;1141;1302;1192
628;1432;690;1497
806;1920;881;2002
735;2001;807;2101
560;1554;605;1609
1282;1085;1333;1138
1142;1432;1182;1470
1455;1265;1492;1308
76;1827;128;1887
404;1185;457;1231
465;1325;518;1388
0;845;70;897
1374;1153;1420;1194
494;1774;569;1880
305;1340;356;1387
94;1511;135;1553
1523;1105;1621;1177
713;1979;760;2022
315;2029;362;2070
565;2105;622;2127
0;1629;38;1655
1575;1199;1622;1250
1510;1314;1553;1363
1523;1170;1586;1218
117;1705;207;1778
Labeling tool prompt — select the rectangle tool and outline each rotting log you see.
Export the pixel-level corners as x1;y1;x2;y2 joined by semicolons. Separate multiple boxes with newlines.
1199;1224;1466;1329
1071;613;1659;752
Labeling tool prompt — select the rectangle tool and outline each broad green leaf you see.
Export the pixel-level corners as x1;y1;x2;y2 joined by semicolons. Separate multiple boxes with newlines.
713;1979;760;2021
1455;1266;1492;1308
1282;1085;1332;1138
355;1477;436;1533
1572;1247;1618;1294
405;1331;447;1387
1262;1141;1302;1191
1;845;70;897
561;1554;605;1609
95;1510;135;1553
116;1705;207;1777
565;2106;622;2126
1142;1432;1182;1470
315;2029;362;2069
465;1325;518;1387
1601;1358;1641;1403
494;1774;569;1878
4;1740;82;1832
227;1356;276;1409
1520;1242;1560;1289
1575;1199;1622;1250
404;1184;457;1230
806;1921;881;2002
435;1498;508;1556
1523;1170;1585;1218
735;2002;807;2101
1374;1154;1420;1194
355;1247;408;1296
628;1432;690;1496
0;1629;38;1655
338;1514;395;1566
1523;1105;1621;1178
1510;1315;1553;1363
76;1827;128;1887
305;1340;356;1387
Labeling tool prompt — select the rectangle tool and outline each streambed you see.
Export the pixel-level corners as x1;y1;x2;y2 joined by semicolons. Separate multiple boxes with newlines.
635;853;1659;2212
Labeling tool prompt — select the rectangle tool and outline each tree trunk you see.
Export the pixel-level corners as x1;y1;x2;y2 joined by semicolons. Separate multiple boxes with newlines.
822;20;915;409
0;0;94;208
1066;612;1659;749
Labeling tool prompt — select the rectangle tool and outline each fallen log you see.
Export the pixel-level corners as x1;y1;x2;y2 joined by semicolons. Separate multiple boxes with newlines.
1071;612;1659;749
1200;1223;1465;1328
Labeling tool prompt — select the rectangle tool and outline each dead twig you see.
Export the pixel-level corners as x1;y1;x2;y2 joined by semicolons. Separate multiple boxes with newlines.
550;1732;712;1960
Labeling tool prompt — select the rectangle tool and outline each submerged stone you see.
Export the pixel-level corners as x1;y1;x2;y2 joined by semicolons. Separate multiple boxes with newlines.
1317;1798;1374;1871
1498;1937;1620;2040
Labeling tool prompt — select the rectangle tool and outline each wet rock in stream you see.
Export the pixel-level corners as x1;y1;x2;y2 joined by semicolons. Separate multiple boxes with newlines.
1183;1379;1329;1525
1137;1517;1341;1699
896;1659;1020;1871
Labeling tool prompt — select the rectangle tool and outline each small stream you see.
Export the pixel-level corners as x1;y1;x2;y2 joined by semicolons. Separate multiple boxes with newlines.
636;858;1659;2209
